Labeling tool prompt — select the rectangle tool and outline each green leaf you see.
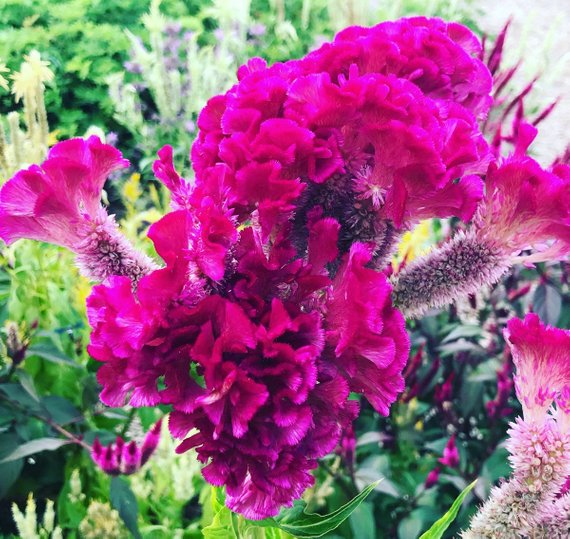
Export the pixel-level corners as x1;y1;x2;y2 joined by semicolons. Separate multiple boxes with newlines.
534;284;562;325
110;476;141;539
0;433;23;497
0;383;43;412
0;437;69;463
0;457;23;498
17;370;40;402
441;325;483;343
257;481;380;538
349;501;376;539
419;480;476;539
42;396;81;425
203;488;238;539
26;344;81;368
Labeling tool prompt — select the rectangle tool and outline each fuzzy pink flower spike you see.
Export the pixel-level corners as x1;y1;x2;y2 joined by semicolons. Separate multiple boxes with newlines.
476;124;570;265
0;136;156;282
394;125;570;318
464;315;570;538
505;313;570;428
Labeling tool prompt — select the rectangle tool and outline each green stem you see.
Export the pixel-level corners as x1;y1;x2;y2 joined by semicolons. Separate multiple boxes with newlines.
0;391;91;451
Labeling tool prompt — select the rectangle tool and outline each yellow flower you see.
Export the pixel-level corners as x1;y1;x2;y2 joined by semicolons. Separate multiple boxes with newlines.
393;220;432;269
0;61;9;91
122;172;141;205
47;130;60;147
74;276;92;315
11;50;54;102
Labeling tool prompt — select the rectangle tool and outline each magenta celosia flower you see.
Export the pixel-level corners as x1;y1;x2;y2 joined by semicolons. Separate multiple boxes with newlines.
87;213;364;519
325;242;410;416
425;467;440;489
438;434;459;468
466;316;570;536
504;314;570;426
91;419;162;475
302;17;492;118
475;125;570;265
0;136;155;281
486;358;514;420
192;17;491;266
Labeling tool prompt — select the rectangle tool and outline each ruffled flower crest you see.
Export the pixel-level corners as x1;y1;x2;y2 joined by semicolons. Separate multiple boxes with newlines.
475;124;570;264
504;313;570;427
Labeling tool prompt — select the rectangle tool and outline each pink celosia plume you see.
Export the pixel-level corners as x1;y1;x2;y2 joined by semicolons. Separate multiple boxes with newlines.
0;136;156;282
466;315;570;537
504;313;570;426
438;434;460;468
0;136;126;248
394;127;570;318
91;419;162;476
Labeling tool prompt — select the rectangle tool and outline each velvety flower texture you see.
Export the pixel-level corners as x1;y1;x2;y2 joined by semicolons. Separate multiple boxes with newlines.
0;136;124;248
86;197;409;517
192;17;491;264
0;16;499;519
303;17;492;118
0;136;155;282
91;419;162;476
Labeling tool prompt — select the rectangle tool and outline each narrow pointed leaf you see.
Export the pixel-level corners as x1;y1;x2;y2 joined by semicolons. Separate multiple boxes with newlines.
110;476;141;539
257;481;380;538
419;480;476;539
0;438;69;463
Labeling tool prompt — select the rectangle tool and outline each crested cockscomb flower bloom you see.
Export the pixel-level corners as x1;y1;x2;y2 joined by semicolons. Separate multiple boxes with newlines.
394;125;570;318
84;148;405;518
87;214;365;519
192;17;491;267
438;434;459;468
91;419;162;476
0;136;156;282
464;315;570;538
